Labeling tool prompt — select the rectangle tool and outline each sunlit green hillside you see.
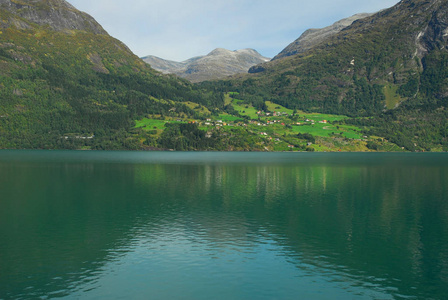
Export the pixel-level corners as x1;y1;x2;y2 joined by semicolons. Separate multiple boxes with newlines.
0;1;222;149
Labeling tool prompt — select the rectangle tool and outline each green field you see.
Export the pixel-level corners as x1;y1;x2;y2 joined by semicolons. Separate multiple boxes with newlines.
292;124;335;137
383;84;403;110
218;114;244;122
231;101;259;119
266;101;294;115
292;123;362;139
226;95;363;140
135;96;365;151
338;125;363;139
297;113;347;122
135;119;167;130
183;101;212;115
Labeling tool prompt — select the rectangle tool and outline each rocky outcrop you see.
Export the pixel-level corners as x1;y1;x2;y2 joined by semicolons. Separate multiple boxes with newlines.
142;48;270;82
419;0;448;54
273;13;372;60
0;0;107;34
141;55;201;75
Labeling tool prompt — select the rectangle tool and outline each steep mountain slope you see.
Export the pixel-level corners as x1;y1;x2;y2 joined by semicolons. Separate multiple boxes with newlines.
0;0;106;33
142;48;270;82
273;13;373;61
0;0;221;149
141;55;201;75
214;0;448;151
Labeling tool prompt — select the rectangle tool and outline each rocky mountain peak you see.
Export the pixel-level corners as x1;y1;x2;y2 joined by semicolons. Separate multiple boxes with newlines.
208;48;231;56
142;48;270;82
272;13;373;61
0;0;107;34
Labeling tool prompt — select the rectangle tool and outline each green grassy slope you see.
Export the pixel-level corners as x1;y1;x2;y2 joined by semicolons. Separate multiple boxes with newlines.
203;0;448;151
2;0;447;151
0;1;223;149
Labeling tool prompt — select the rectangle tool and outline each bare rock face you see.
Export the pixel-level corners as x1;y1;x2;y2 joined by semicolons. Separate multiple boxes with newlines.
142;48;270;82
273;13;373;60
141;55;203;75
419;0;448;54
0;0;107;34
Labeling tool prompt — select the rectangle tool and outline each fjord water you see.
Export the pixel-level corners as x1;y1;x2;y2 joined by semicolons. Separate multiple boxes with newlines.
1;152;447;299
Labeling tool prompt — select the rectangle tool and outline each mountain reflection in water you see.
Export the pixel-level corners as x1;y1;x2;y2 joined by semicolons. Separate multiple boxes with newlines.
0;151;447;299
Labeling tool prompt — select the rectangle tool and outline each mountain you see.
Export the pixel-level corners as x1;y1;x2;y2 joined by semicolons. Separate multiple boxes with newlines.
0;0;222;150
141;55;202;75
0;0;106;34
142;48;270;82
215;0;448;151
3;0;448;152
272;13;373;60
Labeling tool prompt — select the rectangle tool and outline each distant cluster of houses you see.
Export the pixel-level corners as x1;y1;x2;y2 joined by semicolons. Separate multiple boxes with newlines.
302;119;328;125
183;116;329;130
62;135;95;140
259;132;282;141
257;111;290;117
203;119;229;127
170;113;330;151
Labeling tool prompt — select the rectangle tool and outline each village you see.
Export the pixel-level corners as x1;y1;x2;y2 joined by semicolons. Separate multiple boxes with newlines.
133;95;400;152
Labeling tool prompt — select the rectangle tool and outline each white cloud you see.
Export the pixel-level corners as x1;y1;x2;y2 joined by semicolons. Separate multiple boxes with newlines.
67;0;400;61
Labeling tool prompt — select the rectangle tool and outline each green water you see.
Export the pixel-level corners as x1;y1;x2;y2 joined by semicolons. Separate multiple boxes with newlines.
0;151;447;299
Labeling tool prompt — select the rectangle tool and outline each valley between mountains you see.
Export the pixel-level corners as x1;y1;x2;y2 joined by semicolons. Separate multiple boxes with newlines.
1;0;448;151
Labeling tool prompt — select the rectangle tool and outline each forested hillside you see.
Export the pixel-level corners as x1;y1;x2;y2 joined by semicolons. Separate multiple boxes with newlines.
1;0;448;151
207;0;448;151
0;0;223;149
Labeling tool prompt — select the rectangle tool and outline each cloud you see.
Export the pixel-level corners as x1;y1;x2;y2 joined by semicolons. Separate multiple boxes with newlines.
68;0;400;61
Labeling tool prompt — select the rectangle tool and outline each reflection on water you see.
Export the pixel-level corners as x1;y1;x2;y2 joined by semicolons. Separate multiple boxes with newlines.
0;151;447;299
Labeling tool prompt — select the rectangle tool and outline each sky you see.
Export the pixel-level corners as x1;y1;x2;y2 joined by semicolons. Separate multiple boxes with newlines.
67;0;400;62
